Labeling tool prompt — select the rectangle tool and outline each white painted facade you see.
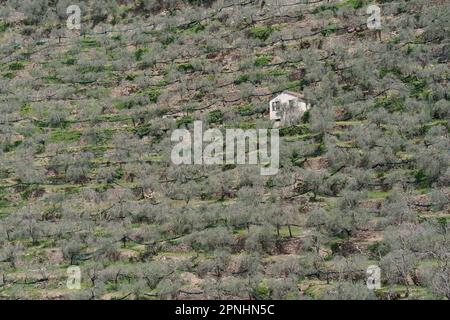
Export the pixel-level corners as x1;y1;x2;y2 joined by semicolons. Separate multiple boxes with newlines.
269;91;308;121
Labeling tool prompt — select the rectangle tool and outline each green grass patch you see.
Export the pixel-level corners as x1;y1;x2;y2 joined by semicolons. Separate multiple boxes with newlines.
401;75;430;98
49;129;82;143
0;22;9;33
235;104;255;117
8;61;25;71
147;88;161;103
280;125;310;137
114;99;134;110
278;225;302;238
78;64;107;73
374;95;405;112
177;63;195;72
311;4;339;14
321;24;338;37
133;123;152;138
284;133;312;142
176;115;194;128
414;170;433;189
80;38;99;48
0;199;10;208
335;120;365;126
367;190;390;199
179;21;205;34
254;54;272;67
208;110;223;124
2;140;22;152
3;72;15;79
134;47;148;61
249;25;275;41
20;104;32;116
63;56;76;65
97;114;132;122
43;75;64;84
264;69;288;77
340;0;366;9
234;74;250;85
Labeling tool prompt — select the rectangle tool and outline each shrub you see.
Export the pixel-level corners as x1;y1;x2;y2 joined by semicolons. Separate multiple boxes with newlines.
237;104;254;117
208;110;223;124
148;88;161;103
134;48;148;61
177;63;195;72
176;115;194;128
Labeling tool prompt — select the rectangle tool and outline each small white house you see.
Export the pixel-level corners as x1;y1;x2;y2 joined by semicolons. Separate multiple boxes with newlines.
269;91;308;121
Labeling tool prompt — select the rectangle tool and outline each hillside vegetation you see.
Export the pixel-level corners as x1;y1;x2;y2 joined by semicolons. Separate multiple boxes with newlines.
0;0;449;300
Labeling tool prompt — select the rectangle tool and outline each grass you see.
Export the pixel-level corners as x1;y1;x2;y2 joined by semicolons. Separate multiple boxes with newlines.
321;24;338;37
43;75;64;84
177;63;195;72
367;190;390;199
424;119;447;128
20;104;32;116
49;129;82;143
0;199;11;208
254;54;272;67
379;285;438;300
233;225;302;238
278;225;302;238
134;47;149;61
3;72;15;79
284;133;312;142
335;120;365;126
374;95;406;112
147;88;161;103
279;125;310;137
340;0;366;10
236;104;254;117
80;38;100;48
158;250;199;258
114;99;135;110
234;74;250;85
302;279;332;299
8;61;25;71
0;22;8;33
249;25;275;41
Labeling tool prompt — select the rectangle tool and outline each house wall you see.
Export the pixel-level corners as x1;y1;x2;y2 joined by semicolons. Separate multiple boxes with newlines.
269;93;308;121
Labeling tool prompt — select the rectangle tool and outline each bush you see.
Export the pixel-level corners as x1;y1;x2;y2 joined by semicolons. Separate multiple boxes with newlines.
176;115;194;128
134;48;148;61
148;88;161;103
237;104;254;117
279;125;309;137
177;63;195;72
208;110;223;124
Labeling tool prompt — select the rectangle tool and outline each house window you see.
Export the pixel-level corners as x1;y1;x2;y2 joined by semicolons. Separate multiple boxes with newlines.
272;101;281;111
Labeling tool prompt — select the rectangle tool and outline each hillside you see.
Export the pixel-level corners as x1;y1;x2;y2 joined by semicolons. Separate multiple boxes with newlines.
0;0;449;300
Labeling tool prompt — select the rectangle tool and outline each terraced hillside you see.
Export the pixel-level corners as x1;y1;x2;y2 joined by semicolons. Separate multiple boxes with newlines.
0;0;449;300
